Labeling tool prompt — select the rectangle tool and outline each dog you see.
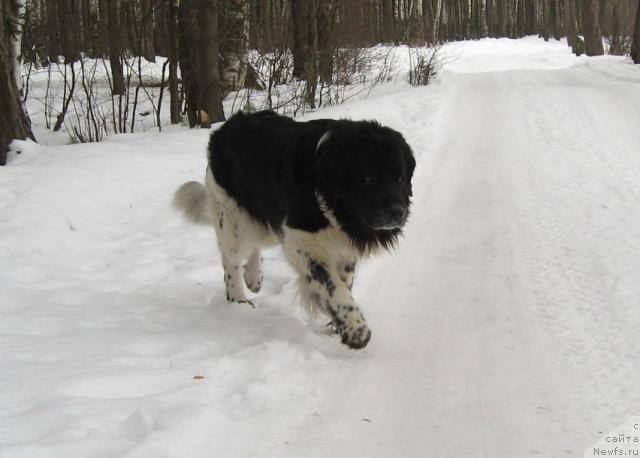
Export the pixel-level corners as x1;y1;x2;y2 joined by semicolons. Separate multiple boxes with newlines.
173;110;415;349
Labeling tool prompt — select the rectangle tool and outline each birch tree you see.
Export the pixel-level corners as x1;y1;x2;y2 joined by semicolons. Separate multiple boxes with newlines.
167;0;181;124
0;0;34;165
478;0;489;37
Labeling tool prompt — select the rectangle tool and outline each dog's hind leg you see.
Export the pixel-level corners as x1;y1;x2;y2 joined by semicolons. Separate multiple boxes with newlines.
216;215;252;304
206;170;255;304
244;249;263;293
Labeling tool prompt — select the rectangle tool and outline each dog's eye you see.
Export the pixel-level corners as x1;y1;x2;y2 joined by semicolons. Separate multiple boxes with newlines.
396;176;404;183
364;176;376;185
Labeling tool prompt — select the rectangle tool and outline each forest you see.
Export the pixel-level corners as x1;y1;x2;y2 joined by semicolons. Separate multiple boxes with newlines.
1;0;640;165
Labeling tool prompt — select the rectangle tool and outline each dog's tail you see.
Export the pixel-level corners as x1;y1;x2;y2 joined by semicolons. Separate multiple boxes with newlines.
173;181;213;225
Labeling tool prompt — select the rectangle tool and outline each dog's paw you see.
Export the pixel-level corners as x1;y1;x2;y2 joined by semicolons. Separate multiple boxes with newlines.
244;260;262;293
331;306;371;349
225;293;255;308
244;275;262;294
340;323;371;349
238;299;256;308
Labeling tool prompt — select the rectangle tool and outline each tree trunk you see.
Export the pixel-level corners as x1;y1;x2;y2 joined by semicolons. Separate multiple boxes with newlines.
632;0;640;63
57;0;77;62
304;1;318;108
382;0;394;42
262;0;273;50
583;0;605;55
0;1;35;165
291;0;309;78
11;0;26;95
565;0;584;54
46;0;58;61
220;0;249;97
105;0;125;94
516;0;526;36
317;0;332;83
198;0;225;127
478;0;489;36
433;0;444;41
551;0;561;39
248;0;259;49
525;0;536;35
179;0;199;127
167;0;181;124
541;0;550;40
505;0;515;36
141;0;156;61
422;0;434;42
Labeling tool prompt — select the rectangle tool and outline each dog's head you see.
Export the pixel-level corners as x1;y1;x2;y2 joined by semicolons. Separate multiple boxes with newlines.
314;121;415;236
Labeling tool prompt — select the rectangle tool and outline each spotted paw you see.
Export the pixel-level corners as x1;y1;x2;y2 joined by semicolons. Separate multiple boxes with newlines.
340;324;372;349
238;299;256;308
330;306;371;349
225;293;254;308
244;276;262;294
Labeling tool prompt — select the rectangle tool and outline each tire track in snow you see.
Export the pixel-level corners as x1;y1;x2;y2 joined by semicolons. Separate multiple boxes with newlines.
271;66;640;457
503;67;640;426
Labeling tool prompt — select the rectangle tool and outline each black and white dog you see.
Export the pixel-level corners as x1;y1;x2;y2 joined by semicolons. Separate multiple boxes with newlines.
174;110;415;349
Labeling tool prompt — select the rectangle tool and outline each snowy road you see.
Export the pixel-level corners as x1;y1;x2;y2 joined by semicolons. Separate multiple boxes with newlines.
2;38;640;457
273;45;640;457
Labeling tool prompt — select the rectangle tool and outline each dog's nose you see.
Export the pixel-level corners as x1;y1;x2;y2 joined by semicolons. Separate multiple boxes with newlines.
386;204;406;224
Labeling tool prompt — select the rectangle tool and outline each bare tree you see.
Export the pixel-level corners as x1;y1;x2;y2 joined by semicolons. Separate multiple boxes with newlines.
478;0;489;37
167;0;181;124
178;0;200;127
584;0;605;55
104;0;126;94
422;0;435;42
525;0;537;35
198;0;225;127
632;0;640;62
565;0;584;54
382;0;394;42
317;0;333;82
220;0;249;96
291;0;309;78
1;0;34;165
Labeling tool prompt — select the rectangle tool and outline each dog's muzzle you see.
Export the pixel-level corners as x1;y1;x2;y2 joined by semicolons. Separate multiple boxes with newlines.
367;203;408;230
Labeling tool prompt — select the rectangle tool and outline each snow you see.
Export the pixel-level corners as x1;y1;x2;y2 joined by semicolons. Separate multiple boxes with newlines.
2;37;640;457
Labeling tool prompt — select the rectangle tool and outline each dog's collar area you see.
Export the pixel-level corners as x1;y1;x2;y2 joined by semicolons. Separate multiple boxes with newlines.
315;131;331;155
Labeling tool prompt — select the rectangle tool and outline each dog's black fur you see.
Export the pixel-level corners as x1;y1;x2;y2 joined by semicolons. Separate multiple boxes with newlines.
208;110;415;252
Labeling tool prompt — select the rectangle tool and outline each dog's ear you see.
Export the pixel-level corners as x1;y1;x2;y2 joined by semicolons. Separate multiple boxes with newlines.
387;129;416;196
381;126;415;178
404;143;416;178
313;130;347;185
403;145;416;197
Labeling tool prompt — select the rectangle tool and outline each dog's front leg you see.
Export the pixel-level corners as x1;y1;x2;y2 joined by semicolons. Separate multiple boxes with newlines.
338;257;357;291
306;257;371;349
283;230;371;349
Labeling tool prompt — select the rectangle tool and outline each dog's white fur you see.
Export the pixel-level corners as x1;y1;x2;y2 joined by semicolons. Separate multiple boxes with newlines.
174;167;373;347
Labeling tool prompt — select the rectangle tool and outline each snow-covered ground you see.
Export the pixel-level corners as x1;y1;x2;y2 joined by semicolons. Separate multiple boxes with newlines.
2;37;640;457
